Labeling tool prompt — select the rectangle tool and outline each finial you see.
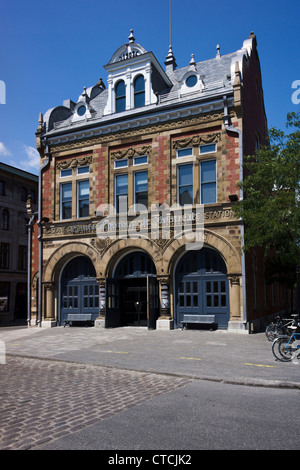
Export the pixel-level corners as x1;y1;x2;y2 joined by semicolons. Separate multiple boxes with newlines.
216;44;221;57
189;54;197;70
128;29;135;43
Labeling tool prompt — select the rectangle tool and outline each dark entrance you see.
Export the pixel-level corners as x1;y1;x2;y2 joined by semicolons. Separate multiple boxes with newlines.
60;256;99;325
105;251;158;328
120;278;147;326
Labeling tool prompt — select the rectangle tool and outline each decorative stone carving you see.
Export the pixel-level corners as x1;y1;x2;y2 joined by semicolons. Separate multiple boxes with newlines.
56;155;93;170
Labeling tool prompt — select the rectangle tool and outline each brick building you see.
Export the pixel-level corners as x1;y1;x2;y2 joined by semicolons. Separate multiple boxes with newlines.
0;163;38;323
30;30;288;332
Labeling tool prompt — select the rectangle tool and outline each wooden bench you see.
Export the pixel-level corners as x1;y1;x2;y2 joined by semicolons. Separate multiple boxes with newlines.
64;314;93;327
181;315;216;330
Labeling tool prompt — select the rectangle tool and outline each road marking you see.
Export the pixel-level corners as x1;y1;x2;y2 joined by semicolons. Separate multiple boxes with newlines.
244;363;276;368
180;356;202;361
100;350;129;355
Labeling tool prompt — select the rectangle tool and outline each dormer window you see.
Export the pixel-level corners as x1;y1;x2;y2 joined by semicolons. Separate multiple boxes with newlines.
186;75;198;88
134;75;145;108
77;105;87;117
115;80;126;113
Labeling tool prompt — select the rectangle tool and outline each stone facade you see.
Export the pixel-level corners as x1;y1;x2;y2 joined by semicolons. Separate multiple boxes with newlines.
30;31;287;332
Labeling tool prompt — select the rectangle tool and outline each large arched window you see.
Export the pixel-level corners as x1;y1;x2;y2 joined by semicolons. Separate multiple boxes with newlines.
134;75;145;108
115;80;126;112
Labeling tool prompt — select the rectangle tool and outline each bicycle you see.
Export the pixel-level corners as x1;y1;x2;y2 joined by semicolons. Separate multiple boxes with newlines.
265;315;294;341
272;316;300;362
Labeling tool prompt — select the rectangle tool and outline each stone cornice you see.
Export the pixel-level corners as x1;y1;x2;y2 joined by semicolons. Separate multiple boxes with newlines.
49;109;235;154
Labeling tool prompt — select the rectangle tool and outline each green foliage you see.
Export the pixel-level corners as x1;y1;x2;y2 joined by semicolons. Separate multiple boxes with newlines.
235;112;300;283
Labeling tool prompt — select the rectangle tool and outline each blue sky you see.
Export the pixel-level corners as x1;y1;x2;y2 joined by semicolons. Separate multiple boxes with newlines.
0;0;299;175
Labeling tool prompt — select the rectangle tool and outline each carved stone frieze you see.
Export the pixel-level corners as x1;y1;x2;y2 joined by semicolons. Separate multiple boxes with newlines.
173;132;221;149
111;145;152;160
56;155;93;170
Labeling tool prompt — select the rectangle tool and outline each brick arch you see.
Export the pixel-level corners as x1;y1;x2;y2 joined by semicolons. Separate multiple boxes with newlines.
164;229;242;276
43;241;99;283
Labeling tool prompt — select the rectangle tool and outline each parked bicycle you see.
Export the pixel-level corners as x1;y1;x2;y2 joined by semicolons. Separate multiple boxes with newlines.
272;315;300;362
265;315;294;341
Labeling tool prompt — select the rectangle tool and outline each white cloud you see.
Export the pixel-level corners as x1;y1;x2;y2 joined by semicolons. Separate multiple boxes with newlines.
0;142;12;157
20;145;40;171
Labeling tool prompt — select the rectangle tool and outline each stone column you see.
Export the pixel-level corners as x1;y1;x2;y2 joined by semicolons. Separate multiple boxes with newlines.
95;278;106;328
43;282;56;327
229;276;241;319
157;275;173;330
228;275;246;333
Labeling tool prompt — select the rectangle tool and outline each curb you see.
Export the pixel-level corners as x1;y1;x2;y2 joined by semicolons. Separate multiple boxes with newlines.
7;353;300;390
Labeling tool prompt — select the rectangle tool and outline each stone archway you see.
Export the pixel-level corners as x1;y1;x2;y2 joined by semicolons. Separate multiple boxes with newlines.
42;242;100;323
163;229;243;328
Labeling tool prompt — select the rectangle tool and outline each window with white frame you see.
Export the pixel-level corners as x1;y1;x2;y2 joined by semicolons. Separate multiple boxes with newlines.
199;160;216;204
60;183;72;220
115;174;128;213
134;171;148;208
77;180;89;218
177;164;193;205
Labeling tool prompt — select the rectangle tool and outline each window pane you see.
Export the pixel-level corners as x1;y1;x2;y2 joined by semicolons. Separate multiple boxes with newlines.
200;160;216;204
116;174;128;194
62;183;72;200
116;81;126;112
201;160;216;182
177;148;193;158
135;171;148;192
77;166;89;174
61;183;72;219
134;76;145;108
134;75;145;93
78;181;89;218
178;164;193;185
135;92;145;108
135;171;148;208
179;187;193;205
116;174;128;212
178;164;193;205
202;182;216;204
200;144;216;154
116;80;125;97
114;159;128;169
60;169;72;177
133;156;148;165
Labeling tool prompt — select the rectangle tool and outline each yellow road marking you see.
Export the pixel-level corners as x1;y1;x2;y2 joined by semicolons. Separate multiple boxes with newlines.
244;363;276;368
180;356;202;361
101;350;129;355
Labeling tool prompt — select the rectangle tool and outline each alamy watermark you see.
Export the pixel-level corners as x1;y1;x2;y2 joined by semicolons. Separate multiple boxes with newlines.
96;201;204;251
291;80;300;105
0;80;6;104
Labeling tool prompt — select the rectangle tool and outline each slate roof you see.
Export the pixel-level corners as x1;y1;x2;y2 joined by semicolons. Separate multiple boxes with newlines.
42;35;251;137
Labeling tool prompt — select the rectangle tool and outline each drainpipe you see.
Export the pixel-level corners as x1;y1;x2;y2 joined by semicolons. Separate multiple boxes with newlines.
37;142;50;326
27;212;37;326
223;96;247;328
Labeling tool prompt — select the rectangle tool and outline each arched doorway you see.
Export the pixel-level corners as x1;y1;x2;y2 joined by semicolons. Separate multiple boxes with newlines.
106;251;158;328
175;247;229;329
60;256;99;325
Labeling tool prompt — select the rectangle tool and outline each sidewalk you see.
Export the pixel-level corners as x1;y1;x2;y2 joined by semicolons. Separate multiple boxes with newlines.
0;325;299;389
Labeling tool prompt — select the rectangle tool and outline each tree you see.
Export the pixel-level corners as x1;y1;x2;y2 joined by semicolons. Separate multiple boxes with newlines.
235;112;300;311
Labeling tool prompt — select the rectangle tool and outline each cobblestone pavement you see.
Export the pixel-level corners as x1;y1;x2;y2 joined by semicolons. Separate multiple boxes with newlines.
0;356;191;450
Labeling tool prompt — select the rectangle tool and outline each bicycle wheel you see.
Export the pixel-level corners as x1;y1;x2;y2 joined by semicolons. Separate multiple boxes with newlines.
266;324;277;341
272;337;296;362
